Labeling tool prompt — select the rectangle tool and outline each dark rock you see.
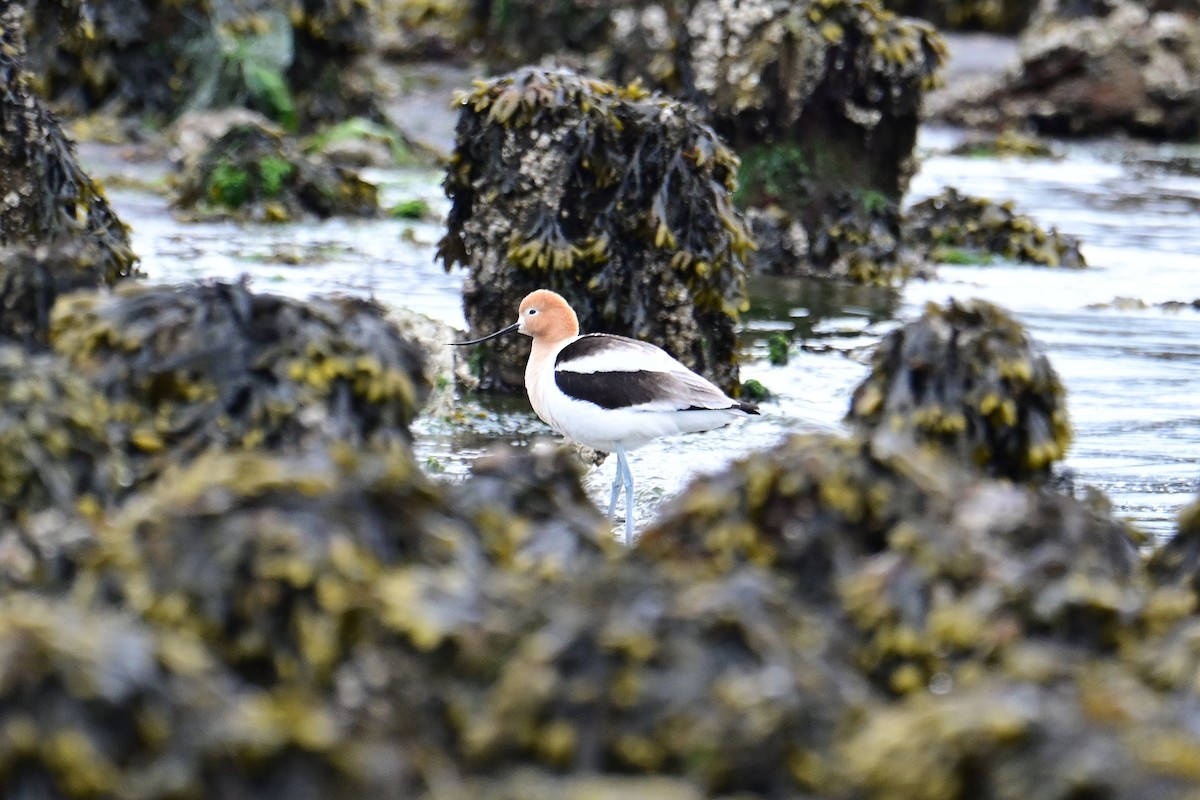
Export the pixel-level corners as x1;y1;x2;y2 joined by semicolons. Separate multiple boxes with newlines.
935;0;1200;140
438;66;752;393
847;298;1073;482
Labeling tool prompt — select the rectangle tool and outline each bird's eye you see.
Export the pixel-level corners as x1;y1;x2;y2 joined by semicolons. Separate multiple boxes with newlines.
527;308;537;315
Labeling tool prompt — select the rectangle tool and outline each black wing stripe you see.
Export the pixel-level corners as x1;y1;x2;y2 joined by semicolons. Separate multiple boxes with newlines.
557;369;676;410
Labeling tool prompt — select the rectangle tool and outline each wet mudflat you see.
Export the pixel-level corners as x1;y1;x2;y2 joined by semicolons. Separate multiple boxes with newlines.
87;122;1200;542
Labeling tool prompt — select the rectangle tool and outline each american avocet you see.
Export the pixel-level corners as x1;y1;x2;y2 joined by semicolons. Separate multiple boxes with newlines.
453;289;759;544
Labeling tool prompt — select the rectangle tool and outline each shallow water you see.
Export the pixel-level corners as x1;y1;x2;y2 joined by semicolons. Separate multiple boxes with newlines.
87;125;1200;542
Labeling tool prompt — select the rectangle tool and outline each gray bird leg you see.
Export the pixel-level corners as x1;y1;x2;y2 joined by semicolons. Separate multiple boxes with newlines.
615;443;635;545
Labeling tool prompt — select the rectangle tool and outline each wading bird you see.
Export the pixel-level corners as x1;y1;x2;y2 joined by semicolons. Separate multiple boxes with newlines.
452;289;758;543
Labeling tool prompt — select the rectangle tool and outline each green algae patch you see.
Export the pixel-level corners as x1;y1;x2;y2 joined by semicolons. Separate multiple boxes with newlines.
173;123;379;222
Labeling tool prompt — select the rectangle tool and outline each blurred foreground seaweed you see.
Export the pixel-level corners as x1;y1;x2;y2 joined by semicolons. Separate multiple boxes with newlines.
50;280;429;487
0;346;127;591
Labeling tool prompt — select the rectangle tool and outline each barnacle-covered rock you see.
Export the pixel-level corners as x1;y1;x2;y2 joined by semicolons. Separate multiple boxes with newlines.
842;670;1200;800
50;281;428;486
904;188;1086;268
438;67;753;393
20;0;385;132
641;432;1142;695
881;0;1037;33
739;155;923;284
0;346;127;590
934;0;1200;140
172;122;379;222
448;2;944;284
846;298;1072;481
687;0;944;282
0;7;139;280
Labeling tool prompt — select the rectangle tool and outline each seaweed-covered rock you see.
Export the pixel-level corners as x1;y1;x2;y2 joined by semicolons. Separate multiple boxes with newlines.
881;0;1037;33
686;0;945;283
0;346;127;590
641;432;1143;694
0;591;419;799
842;671;1200;800
81;444;452;685
904;187;1086;268
946;129;1056;158
747;204;932;285
1146;495;1200;598
21;0;385;132
79;441;610;684
455;560;872;795
0;593;230;798
447;2;944;284
448;444;617;578
438;66;753;393
172;122;379;222
425;772;707;800
50;281;428;486
935;0;1200;139
0;6;139;280
847;298;1071;482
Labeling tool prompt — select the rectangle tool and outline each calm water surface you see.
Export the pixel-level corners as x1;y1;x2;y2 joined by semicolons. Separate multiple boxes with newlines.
89;125;1200;542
